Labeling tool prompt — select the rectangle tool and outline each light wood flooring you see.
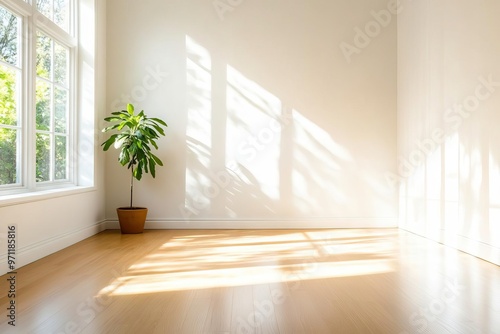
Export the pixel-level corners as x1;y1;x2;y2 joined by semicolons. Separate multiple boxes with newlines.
0;229;499;333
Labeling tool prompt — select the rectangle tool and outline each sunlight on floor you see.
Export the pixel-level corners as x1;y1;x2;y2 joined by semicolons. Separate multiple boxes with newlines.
101;260;392;295
98;230;396;296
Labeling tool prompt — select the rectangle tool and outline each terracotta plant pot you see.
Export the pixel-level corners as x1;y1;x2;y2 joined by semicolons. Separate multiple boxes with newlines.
116;207;148;234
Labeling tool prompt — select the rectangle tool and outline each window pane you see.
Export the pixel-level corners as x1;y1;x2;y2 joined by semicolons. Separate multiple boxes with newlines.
0;127;18;185
36;31;52;79
54;87;68;133
0;64;18;126
54;42;68;85
36;79;51;131
55;135;66;180
0;6;20;66
37;0;52;21
54;86;67;133
54;0;69;32
36;133;51;182
37;0;70;33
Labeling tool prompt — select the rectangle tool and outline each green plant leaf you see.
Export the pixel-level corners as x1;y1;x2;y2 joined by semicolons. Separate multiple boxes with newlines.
141;142;151;152
150;117;168;127
102;124;121;132
151;153;163;166
149;158;156;178
149;139;158;150
127;103;134;115
134;161;143;180
146;127;159;139
114;135;127;149
119;150;131;166
103;116;122;122
117;121;133;131
150;123;165;136
101;134;118;151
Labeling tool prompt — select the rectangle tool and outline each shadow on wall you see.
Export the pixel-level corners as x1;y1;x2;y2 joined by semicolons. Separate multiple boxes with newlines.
180;36;388;221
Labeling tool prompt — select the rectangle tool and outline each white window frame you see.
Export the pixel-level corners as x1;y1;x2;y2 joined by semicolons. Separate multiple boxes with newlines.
0;0;96;203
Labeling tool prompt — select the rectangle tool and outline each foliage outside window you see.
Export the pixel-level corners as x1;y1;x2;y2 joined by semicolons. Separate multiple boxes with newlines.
0;5;21;186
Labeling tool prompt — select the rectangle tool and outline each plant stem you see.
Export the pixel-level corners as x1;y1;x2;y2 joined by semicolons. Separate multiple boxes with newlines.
130;164;134;208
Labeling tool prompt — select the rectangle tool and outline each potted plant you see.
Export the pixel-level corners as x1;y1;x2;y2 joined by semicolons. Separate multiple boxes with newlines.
101;103;167;234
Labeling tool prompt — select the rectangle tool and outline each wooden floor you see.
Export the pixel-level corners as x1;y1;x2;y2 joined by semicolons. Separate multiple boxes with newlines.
0;229;498;334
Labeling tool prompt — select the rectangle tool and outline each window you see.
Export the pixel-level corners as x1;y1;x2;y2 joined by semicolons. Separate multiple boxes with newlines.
0;0;76;193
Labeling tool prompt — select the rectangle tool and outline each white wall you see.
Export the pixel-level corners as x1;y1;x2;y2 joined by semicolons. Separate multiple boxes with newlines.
105;0;398;228
0;0;107;274
397;0;500;265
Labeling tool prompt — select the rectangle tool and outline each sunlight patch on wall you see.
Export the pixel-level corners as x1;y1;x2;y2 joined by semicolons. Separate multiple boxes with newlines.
179;37;385;220
225;65;281;200
426;144;442;200
444;134;460;233
489;151;500;245
425;144;442;238
185;36;212;210
466;146;486;239
489;152;500;205
292;110;352;214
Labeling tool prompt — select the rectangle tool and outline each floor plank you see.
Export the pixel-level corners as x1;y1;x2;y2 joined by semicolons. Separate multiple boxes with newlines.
0;229;498;334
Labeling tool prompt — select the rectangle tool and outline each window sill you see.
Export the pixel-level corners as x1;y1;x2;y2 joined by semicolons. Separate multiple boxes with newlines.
0;186;96;208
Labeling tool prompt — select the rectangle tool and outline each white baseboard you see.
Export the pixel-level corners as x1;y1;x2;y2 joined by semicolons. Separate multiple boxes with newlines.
105;217;398;230
0;220;107;276
400;228;500;266
445;234;500;266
